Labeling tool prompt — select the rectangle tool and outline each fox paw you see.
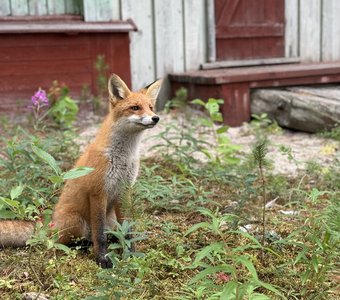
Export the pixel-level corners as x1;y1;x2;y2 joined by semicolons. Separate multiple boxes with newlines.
96;256;113;269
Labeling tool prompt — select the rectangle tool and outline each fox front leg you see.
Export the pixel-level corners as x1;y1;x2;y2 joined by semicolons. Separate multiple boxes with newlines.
90;195;113;268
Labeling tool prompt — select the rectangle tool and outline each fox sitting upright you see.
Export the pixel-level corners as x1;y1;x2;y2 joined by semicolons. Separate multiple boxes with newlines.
0;74;163;268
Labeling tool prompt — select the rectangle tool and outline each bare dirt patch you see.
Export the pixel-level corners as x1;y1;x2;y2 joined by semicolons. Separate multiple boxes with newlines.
77;110;339;176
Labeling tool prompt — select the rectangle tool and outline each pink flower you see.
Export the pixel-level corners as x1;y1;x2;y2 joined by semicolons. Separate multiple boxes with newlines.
216;272;231;284
30;88;49;108
48;222;55;228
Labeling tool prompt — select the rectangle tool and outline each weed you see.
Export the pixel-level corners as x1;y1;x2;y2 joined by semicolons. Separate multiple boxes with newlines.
1;87;339;299
48;81;79;128
319;125;340;141
252;138;269;249
248;113;282;136
164;87;188;112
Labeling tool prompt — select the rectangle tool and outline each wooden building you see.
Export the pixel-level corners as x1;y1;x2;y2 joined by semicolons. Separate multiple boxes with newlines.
1;0;340;123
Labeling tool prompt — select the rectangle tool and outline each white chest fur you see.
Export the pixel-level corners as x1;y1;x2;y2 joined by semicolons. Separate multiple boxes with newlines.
104;129;141;203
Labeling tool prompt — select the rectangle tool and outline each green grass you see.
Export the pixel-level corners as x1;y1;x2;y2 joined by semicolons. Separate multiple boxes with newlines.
0;110;339;300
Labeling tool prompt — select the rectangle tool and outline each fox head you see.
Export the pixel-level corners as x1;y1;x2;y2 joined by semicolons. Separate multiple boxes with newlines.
108;74;163;132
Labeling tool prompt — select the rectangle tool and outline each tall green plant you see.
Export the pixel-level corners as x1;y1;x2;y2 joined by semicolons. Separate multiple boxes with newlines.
252;138;269;249
192;98;240;164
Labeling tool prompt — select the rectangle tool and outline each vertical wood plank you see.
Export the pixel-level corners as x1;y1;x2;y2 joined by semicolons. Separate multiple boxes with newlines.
299;0;321;61
121;0;155;90
65;0;75;14
83;0;119;21
10;0;29;15
321;0;340;61
154;0;184;76
154;0;185;106
97;0;114;21
112;0;121;20
285;0;299;58
0;0;11;16
72;0;83;15
83;0;96;21
184;0;207;70
28;0;48;15
47;0;66;14
64;0;83;14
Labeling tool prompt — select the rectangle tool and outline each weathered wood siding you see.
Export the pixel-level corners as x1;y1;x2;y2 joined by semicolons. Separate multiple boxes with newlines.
0;0;83;16
3;0;339;95
285;0;340;62
121;0;207;92
84;0;207;91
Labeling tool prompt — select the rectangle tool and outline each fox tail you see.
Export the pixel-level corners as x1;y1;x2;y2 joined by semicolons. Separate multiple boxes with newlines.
0;220;35;248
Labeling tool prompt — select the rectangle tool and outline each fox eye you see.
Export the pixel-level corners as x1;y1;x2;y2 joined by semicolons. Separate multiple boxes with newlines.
149;106;153;111
131;106;140;111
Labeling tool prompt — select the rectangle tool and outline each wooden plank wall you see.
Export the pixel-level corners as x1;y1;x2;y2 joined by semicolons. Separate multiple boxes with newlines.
285;0;340;62
121;0;207;93
0;0;83;16
9;1;340;95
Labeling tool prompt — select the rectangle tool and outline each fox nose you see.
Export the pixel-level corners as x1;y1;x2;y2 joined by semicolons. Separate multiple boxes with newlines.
152;115;160;123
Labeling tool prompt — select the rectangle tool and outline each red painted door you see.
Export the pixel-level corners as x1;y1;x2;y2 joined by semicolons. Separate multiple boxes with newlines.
215;0;285;60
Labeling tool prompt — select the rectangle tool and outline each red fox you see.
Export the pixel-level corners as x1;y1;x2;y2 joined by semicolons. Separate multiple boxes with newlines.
0;74;162;268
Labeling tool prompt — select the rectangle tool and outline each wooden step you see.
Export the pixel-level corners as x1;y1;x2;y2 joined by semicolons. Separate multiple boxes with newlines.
169;62;340;126
200;57;301;70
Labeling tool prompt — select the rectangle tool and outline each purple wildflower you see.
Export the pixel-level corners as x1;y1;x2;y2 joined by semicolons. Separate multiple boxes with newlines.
31;88;49;108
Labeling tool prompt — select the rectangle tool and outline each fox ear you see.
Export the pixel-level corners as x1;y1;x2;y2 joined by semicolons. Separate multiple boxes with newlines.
145;79;163;105
108;74;131;104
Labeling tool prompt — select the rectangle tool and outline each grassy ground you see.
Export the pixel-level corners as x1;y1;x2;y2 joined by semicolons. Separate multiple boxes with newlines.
0;110;339;300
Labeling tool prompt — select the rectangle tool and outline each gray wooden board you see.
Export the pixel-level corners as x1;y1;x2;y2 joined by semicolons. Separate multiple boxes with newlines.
322;0;340;61
0;0;11;15
10;0;29;15
121;0;155;90
285;0;299;58
28;0;48;16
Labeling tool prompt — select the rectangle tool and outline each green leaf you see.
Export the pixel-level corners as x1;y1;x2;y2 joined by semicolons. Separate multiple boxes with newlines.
212;113;223;122
0;210;18;219
54;243;71;254
0;197;20;208
48;175;64;184
31;144;60;174
236;256;258;280
216;126;228;134
220;281;238;300
311;255;319;273
62;166;94;180
193;242;224;264
256;281;286;299
230;230;262;248
10;185;24;200
191;99;206;106
294;249;307;265
185;221;211;236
